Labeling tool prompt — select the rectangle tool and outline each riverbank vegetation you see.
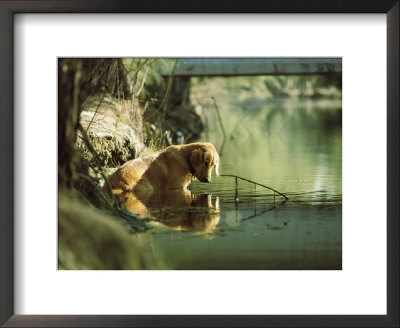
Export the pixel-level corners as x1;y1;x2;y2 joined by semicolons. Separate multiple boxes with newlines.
58;58;165;269
58;58;341;269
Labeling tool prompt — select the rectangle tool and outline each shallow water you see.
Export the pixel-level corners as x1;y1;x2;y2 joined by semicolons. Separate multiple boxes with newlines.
129;97;342;270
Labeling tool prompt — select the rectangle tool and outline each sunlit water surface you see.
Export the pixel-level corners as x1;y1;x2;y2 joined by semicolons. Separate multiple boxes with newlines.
130;98;342;269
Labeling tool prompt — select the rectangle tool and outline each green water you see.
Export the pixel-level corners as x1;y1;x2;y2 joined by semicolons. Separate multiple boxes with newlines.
131;97;342;270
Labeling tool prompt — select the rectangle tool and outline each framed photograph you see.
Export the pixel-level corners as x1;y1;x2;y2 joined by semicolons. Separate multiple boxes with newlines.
1;1;398;327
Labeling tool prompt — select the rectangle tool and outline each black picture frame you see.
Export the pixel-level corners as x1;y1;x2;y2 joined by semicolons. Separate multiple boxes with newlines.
0;1;398;327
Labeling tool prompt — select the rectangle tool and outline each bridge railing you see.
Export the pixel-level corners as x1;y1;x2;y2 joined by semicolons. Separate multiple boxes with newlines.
157;58;341;77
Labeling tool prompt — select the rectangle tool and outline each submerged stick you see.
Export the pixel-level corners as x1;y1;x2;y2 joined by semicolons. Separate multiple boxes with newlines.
220;174;289;200
235;176;238;210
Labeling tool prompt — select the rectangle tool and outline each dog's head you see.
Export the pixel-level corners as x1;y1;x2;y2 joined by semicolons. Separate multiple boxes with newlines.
190;143;220;183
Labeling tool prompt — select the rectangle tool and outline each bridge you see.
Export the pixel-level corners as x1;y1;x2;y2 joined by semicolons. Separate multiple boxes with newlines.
157;58;342;117
158;58;342;77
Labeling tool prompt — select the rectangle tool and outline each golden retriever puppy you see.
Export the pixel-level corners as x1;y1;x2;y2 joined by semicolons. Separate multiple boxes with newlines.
103;142;219;196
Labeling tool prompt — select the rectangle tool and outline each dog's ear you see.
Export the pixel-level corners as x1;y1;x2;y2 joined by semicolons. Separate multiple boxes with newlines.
191;149;204;168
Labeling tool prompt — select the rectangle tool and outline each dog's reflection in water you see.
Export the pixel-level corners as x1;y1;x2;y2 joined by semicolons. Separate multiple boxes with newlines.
118;189;220;233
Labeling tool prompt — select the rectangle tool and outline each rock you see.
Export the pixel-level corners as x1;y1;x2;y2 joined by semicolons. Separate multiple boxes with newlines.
77;97;146;167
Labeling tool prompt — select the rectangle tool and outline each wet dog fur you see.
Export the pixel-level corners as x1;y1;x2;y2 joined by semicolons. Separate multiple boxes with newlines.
103;142;219;196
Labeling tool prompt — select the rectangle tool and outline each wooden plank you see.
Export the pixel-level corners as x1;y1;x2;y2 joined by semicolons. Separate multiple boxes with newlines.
158;58;341;76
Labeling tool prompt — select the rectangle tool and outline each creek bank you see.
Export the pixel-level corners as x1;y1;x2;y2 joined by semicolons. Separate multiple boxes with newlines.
77;96;205;168
58;189;163;269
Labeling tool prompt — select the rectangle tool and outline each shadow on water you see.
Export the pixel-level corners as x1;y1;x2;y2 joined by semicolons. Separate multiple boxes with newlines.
123;97;342;270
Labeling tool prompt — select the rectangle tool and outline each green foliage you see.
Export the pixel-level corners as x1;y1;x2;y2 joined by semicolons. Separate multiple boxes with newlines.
121;58;177;107
191;74;341;102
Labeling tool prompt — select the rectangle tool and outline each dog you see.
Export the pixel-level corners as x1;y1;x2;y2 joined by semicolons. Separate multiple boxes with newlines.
103;142;219;196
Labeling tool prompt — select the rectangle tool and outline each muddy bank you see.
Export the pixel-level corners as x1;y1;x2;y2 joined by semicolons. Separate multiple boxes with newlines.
58;190;163;269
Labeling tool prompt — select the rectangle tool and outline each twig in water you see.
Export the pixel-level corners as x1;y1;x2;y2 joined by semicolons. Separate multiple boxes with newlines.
220;174;289;200
235;176;238;209
240;199;287;222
